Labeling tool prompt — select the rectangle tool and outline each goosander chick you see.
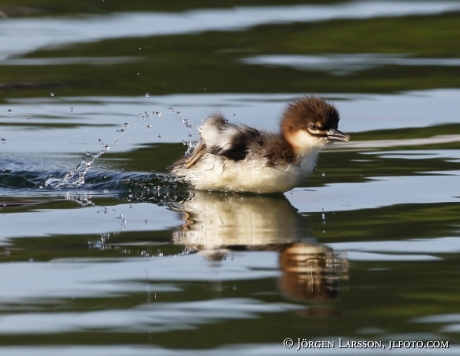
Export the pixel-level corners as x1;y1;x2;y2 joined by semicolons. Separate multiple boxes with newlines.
169;96;349;194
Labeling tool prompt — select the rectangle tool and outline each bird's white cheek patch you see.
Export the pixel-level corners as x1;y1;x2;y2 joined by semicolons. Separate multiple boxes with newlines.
288;130;325;155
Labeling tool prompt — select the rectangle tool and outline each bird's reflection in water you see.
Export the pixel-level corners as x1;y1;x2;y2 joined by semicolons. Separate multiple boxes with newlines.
172;191;348;304
280;243;348;303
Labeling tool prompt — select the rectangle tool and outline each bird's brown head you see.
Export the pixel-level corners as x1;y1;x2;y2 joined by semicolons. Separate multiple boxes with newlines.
281;96;349;155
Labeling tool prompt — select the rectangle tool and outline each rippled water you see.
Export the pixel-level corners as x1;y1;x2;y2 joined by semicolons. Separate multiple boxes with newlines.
1;1;460;355
3;1;460;59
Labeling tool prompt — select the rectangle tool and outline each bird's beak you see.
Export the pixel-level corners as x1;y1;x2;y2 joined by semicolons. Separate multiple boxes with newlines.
326;128;350;142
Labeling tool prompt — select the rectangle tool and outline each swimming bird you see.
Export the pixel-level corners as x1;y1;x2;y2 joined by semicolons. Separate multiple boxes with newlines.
169;96;349;194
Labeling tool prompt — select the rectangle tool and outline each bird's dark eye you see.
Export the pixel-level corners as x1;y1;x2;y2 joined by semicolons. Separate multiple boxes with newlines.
309;123;318;130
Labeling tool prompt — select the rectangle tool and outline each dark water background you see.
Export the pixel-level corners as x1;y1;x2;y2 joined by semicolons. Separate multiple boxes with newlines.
1;1;460;355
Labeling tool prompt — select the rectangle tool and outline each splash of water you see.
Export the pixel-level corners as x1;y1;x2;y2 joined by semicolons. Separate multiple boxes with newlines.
44;157;94;188
33;99;199;195
44;122;128;188
167;106;197;152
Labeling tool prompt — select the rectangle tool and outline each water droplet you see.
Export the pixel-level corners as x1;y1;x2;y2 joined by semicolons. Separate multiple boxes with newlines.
155;111;163;117
139;47;142;50
145;93;149;98
233;113;236;117
7;109;12;114
1;138;6;144
146;124;152;130
70;107;74;112
322;172;325;177
137;73;140;76
27;116;31;120
140;111;149;120
168;108;174;113
51;93;54;97
124;123;129;128
157;135;161;138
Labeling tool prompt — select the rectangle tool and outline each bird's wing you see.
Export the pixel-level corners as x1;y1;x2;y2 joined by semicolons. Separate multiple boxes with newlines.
183;141;206;168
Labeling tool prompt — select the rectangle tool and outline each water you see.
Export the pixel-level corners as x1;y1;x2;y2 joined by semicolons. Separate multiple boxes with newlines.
1;1;460;355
